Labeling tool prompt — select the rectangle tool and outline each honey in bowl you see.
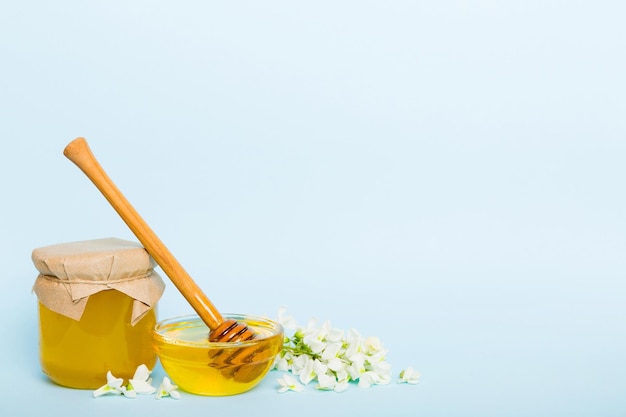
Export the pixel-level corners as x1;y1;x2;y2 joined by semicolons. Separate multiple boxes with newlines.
153;314;283;396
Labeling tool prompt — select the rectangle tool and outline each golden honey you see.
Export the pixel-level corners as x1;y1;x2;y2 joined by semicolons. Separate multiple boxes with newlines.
153;315;283;396
32;238;165;389
39;290;157;389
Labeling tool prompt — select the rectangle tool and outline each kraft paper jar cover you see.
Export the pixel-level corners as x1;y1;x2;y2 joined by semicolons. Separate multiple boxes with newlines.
32;237;165;325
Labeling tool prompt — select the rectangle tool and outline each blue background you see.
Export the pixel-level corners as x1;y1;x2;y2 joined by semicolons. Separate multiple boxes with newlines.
1;1;625;415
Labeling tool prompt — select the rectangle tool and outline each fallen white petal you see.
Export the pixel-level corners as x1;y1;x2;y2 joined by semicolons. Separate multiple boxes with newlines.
93;371;124;397
120;386;137;398
132;364;151;381
298;359;316;385
357;371;379;389
93;384;122;398
129;378;156;394
105;371;124;390
277;374;303;393
398;367;421;384
156;377;180;399
315;372;336;391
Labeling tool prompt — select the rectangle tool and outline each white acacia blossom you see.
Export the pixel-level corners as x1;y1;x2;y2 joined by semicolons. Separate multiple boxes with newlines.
93;371;126;397
274;309;402;393
277;374;304;393
398;367;421;384
128;364;156;395
156;377;181;399
93;365;179;399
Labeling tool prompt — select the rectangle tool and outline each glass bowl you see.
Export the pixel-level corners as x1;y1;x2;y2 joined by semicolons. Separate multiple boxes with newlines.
153;314;283;396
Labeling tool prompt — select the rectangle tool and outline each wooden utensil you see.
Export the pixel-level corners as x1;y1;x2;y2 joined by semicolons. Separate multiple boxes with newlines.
63;137;254;343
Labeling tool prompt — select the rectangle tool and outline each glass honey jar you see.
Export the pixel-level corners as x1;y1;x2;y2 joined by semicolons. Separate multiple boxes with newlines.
32;238;165;389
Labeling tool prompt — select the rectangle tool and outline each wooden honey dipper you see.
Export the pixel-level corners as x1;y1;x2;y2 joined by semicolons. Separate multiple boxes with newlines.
63;137;255;344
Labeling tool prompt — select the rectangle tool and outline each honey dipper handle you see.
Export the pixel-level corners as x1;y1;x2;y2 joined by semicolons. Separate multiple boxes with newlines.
63;137;224;330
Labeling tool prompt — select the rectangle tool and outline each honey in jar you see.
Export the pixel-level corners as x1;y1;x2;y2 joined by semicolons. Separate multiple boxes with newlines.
32;238;165;389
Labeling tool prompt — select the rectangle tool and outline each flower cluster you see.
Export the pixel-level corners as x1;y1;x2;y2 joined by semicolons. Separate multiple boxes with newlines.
93;365;180;399
274;308;418;393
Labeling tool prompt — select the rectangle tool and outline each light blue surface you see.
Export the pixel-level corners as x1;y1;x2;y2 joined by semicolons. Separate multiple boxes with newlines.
1;1;626;416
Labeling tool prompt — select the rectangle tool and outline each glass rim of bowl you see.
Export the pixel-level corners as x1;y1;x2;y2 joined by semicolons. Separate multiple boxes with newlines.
153;313;283;348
